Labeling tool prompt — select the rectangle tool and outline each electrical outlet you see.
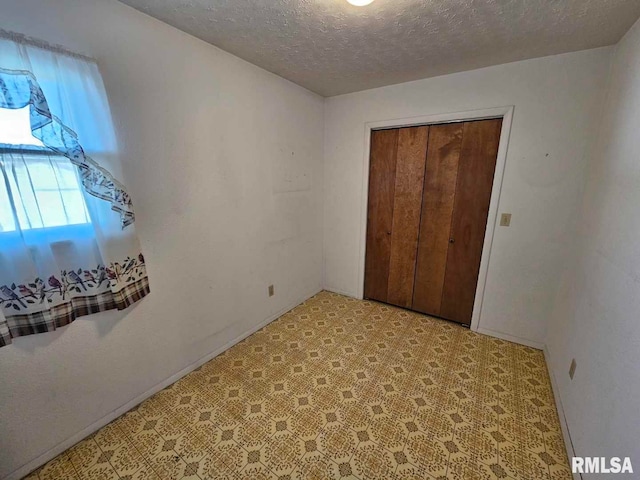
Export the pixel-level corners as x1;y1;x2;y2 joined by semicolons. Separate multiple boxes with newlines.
569;358;577;379
500;213;512;227
268;285;275;297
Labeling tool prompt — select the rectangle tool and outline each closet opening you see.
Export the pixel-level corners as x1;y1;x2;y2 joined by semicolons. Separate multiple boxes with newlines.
360;108;513;329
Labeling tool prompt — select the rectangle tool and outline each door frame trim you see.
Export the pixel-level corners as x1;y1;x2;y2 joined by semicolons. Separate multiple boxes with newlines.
357;106;515;333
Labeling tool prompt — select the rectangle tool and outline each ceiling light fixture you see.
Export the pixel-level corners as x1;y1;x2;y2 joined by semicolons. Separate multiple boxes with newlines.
347;0;375;6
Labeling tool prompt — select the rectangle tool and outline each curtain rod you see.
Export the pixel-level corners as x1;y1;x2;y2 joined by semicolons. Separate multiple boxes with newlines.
0;29;96;64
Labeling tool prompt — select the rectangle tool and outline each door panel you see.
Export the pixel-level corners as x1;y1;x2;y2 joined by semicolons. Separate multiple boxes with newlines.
364;129;399;302
412;123;463;315
440;119;502;324
364;119;502;326
387;126;429;308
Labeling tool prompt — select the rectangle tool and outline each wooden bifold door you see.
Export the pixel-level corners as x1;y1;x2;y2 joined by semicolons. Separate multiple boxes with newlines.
364;118;502;325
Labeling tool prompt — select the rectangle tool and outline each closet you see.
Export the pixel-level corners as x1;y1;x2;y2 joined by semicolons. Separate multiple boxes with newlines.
364;118;502;325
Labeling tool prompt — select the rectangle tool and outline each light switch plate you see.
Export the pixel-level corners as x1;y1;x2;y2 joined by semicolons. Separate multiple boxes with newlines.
268;285;275;297
500;213;512;227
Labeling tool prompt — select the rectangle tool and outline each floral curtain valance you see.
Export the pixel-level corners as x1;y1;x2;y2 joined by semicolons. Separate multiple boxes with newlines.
0;68;135;227
0;33;149;347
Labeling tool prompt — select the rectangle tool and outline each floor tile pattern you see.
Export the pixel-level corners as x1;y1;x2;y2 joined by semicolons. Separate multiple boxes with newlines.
23;291;572;479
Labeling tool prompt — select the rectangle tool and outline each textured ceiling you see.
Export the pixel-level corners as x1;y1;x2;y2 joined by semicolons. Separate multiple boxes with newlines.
118;0;640;96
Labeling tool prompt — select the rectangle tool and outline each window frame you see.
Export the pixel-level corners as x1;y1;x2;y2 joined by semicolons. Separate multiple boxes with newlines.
0;144;92;235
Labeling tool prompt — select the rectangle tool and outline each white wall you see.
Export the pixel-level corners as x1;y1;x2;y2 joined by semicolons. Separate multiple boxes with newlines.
323;48;612;346
0;0;635;476
0;0;324;478
546;18;640;478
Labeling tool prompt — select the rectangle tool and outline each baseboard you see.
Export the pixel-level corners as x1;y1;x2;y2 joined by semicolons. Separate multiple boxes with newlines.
322;285;360;299
475;326;545;350
543;345;582;480
5;287;322;480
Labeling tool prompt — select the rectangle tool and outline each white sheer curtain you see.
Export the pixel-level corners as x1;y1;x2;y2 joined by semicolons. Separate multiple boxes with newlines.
0;32;149;347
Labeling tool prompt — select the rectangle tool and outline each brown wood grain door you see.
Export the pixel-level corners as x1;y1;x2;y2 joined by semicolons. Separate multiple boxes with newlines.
412;123;464;316
364;129;398;303
365;118;502;326
364;126;429;306
386;126;429;307
439;118;502;324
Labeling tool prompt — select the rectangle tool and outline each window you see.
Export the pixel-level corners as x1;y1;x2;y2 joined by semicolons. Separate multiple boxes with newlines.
0;106;91;233
0;34;149;348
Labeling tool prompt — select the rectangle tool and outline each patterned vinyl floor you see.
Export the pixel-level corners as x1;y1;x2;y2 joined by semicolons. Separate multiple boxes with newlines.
23;291;572;480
